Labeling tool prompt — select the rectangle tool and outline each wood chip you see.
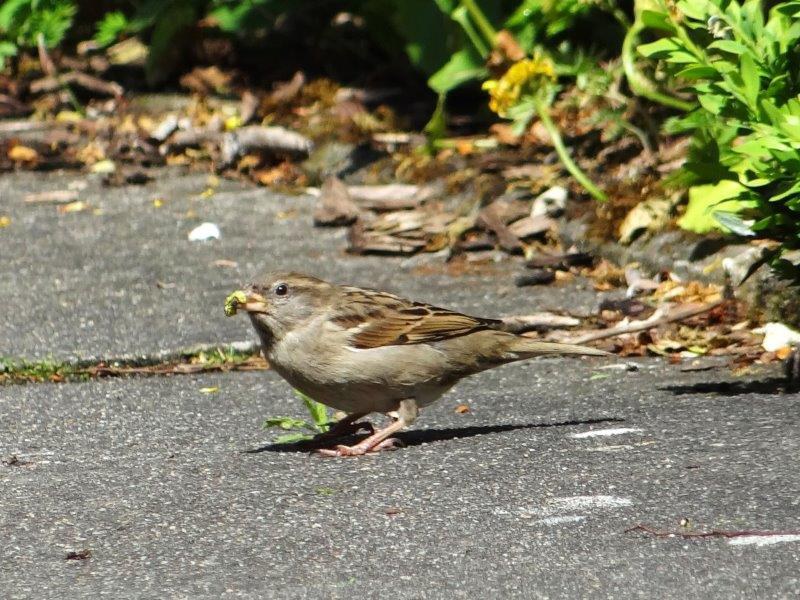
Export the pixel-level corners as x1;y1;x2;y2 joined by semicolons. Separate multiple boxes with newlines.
507;215;555;240
29;71;123;96
477;202;523;253
347;220;427;255
314;177;360;226
220;125;312;167
0;120;51;135
347;183;436;211
25;190;79;204
149;115;179;142
239;90;260;125
268;71;305;106
515;270;556;287
526;252;594;270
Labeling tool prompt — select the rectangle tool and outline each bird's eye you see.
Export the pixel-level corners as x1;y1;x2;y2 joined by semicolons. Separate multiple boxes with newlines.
275;283;288;296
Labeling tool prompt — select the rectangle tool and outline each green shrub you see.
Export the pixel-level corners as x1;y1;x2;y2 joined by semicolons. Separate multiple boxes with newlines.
0;0;77;67
638;0;800;281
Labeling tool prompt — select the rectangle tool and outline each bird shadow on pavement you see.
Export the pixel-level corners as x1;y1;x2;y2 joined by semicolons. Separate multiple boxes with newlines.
244;416;626;454
662;377;791;397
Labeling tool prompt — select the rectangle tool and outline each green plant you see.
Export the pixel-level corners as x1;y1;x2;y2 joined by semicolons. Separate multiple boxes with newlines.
0;0;77;67
382;1;624;139
482;52;609;200
263;390;333;444
638;0;800;281
0;356;88;384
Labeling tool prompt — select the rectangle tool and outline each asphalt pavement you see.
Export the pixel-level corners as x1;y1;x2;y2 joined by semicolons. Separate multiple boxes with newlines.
1;169;799;599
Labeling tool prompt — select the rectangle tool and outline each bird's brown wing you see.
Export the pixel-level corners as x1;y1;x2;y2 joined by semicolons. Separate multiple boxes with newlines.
331;286;501;349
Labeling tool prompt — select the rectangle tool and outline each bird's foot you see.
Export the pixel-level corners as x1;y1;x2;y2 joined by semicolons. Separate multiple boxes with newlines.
314;437;403;458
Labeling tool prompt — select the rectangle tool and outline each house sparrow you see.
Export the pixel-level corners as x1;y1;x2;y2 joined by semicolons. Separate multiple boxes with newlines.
227;271;610;457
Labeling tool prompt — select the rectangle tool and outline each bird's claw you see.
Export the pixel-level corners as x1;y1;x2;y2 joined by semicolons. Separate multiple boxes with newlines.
314;437;404;458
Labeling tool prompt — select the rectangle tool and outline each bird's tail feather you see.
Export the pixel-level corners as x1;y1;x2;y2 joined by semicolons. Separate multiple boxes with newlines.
509;338;610;358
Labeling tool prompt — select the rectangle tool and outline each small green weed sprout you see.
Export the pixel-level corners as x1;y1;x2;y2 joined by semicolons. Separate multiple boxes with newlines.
263;390;333;444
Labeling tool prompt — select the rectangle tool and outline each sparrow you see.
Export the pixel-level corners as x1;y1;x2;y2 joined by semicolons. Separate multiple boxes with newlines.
226;271;609;457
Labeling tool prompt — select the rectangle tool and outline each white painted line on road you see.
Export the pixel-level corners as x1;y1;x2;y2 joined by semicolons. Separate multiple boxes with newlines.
547;495;633;512
570;428;643;439
497;495;633;521
535;515;587;526
728;535;800;547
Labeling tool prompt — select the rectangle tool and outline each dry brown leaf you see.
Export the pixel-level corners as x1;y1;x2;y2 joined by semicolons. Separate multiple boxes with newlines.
268;71;305;106
180;66;233;94
495;30;526;61
587;259;626;290
489;123;521;146
618;198;675;244
66;201;93;213
237;154;261;171
8;145;38;162
253;162;305;187
477;202;524;253
57;201;90;214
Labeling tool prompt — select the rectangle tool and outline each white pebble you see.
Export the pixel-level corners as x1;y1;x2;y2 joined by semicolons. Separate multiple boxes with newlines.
188;222;221;242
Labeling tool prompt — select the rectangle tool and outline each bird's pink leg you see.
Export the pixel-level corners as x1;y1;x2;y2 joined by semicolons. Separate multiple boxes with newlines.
315;399;418;457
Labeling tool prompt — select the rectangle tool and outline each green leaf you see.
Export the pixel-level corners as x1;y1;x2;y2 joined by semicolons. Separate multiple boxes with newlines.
678;180;752;233
697;93;726;114
263;416;312;431
638;37;683;59
94;11;128;47
505;97;537;135
676;0;707;22
0;0;28;33
273;432;315;444
0;40;15;53
768;181;800;203
739;53;760;109
392;0;451;76
708;40;747;54
433;0;458;13
294;389;330;430
427;48;486;95
675;65;718;79
713;211;756;236
640;9;676;33
424;93;448;141
450;5;489;57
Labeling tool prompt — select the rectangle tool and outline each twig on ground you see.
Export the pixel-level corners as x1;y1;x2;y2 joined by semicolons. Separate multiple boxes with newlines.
626;524;800;539
500;313;581;333
560;300;724;345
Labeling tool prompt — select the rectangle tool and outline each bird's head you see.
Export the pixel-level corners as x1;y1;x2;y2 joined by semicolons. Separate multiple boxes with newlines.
225;272;334;347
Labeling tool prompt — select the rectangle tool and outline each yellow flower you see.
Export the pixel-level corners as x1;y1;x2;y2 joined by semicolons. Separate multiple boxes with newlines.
482;54;556;116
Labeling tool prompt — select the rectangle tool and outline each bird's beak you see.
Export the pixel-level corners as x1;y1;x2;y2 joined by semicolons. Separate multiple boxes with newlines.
224;290;269;317
239;292;270;313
